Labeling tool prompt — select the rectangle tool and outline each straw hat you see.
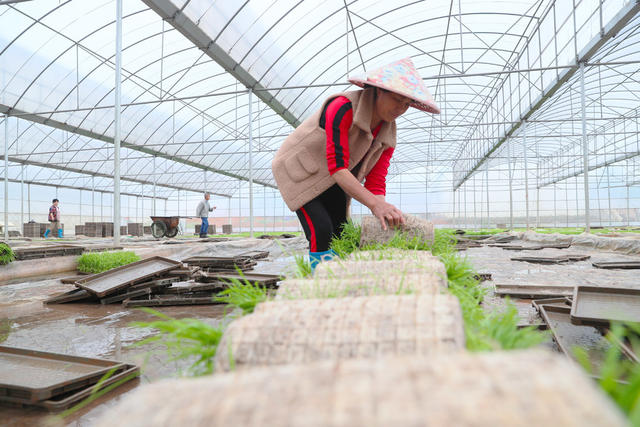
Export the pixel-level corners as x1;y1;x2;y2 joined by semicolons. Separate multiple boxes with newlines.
348;57;440;114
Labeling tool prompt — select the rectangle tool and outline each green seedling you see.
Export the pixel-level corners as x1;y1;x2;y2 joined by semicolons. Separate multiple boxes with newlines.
76;251;140;274
131;308;224;376
214;276;269;315
0;243;15;265
574;323;640;424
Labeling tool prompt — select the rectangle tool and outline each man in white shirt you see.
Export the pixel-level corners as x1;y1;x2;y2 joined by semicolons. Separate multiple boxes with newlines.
195;192;216;238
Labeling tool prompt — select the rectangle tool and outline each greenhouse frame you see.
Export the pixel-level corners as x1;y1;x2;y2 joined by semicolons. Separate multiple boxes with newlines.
1;0;639;239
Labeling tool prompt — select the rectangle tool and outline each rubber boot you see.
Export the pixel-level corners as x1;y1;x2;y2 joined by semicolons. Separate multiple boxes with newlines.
58;229;63;238
43;229;50;238
309;249;337;272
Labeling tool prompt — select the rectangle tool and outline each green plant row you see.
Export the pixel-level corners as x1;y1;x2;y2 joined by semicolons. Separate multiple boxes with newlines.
76;251;140;274
455;227;640;236
329;222;546;351
0;243;15;265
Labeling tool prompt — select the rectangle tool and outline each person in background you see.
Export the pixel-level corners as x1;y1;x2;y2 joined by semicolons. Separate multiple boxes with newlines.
44;198;62;238
272;58;440;270
196;192;216;238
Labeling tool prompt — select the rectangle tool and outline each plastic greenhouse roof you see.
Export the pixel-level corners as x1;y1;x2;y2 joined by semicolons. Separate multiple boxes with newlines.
1;0;639;198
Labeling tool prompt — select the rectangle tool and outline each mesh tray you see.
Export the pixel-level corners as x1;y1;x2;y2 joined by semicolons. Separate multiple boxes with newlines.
0;346;125;403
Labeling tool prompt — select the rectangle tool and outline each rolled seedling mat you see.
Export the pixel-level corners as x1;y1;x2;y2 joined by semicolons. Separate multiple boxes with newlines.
275;272;444;300
213;294;464;372
345;248;439;262
95;350;627;427
359;214;434;247
314;257;447;284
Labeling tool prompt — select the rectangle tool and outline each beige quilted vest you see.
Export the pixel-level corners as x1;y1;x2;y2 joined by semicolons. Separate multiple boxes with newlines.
272;88;397;212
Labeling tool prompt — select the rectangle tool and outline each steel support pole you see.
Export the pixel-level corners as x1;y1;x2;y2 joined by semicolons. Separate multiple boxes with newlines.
425;168;428;220
79;189;82;227
27;183;30;221
580;62;591;232
606;166;612;226
20;164;24;233
112;0;123;245
248;88;254;238
554;184;557;228
3;116;8;241
463;184;467;229
523;120;530;229
507;141;513;229
91;176;95;221
485;161;490;228
452;188;455;228
473;176;477;229
626;185;630;227
152;157;157;215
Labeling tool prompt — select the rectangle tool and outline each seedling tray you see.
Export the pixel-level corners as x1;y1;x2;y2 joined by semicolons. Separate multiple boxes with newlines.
2;365;139;411
570;286;640;326
494;284;575;298
592;261;640;269
75;256;182;298
43;288;95;304
239;250;270;260
123;295;224;307
538;305;612;369
0;346;125;403
511;255;589;264
199;272;282;287
532;297;572;312
14;245;84;261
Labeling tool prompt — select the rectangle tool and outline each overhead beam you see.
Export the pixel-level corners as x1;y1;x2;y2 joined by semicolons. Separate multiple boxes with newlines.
2;177;168;199
143;0;301;128
0;154;231;198
538;147;640;189
454;0;640;190
0;104;273;190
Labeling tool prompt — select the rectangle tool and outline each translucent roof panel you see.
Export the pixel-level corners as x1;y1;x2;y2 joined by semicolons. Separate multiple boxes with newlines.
1;0;639;204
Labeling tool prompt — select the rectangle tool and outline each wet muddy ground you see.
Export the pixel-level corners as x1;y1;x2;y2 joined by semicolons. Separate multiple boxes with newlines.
0;238;305;427
464;242;640;325
2;234;639;425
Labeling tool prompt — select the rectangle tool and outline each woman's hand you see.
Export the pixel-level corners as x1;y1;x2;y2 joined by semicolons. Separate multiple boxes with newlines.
332;170;405;231
371;198;404;230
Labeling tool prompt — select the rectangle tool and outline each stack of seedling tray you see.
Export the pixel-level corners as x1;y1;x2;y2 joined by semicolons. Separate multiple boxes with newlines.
0;346;139;411
14;244;84;261
47;255;282;307
181;255;258;272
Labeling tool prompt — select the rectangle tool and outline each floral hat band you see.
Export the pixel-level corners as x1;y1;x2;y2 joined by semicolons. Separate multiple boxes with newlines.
348;57;440;114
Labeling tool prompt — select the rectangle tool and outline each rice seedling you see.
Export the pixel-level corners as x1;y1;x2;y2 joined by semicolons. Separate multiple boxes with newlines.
294;254;313;278
213;276;269;315
330;220;361;258
76;251;140;274
131;308;224;376
0;242;15;265
574;323;640;424
327;223;545;350
0;319;11;343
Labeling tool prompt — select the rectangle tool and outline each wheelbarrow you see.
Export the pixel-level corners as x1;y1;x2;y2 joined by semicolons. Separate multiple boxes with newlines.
150;216;186;238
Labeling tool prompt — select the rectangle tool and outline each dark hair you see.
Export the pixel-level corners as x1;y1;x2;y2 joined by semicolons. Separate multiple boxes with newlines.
52;198;59;203
363;84;387;101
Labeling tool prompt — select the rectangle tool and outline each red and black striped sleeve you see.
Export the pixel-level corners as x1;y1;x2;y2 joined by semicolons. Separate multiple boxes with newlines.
321;96;353;175
364;147;394;196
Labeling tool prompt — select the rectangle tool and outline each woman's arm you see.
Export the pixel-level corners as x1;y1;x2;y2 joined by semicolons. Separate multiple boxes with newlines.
332;169;404;230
